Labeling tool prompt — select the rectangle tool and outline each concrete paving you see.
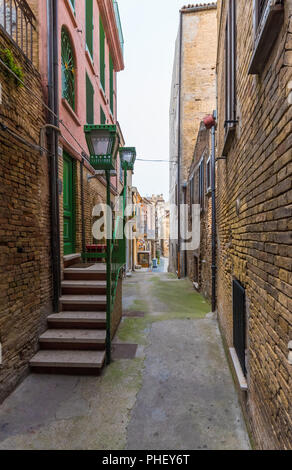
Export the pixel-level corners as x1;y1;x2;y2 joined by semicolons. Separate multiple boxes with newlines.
0;268;250;450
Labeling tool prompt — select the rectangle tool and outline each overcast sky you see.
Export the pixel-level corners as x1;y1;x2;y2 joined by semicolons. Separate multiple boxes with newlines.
118;0;206;201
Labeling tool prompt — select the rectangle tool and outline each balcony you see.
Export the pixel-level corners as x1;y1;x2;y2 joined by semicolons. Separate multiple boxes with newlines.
113;0;124;57
0;0;36;62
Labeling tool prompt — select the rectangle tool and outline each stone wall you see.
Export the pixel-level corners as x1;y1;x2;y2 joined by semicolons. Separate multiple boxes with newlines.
0;29;50;403
216;0;292;450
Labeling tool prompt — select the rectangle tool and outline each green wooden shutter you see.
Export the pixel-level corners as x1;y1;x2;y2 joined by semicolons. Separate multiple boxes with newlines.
100;106;106;125
99;16;105;91
86;73;94;124
109;54;114;114
86;0;93;58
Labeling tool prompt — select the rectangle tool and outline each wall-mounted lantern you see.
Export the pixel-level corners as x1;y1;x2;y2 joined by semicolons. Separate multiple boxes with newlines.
84;124;120;170
119;147;136;171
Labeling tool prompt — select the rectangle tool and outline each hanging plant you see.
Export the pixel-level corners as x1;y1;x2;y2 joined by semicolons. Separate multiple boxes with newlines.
0;48;24;87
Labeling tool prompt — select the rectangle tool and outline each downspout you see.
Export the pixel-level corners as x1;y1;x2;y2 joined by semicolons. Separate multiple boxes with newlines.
177;10;183;278
80;157;86;256
48;0;61;312
211;110;217;312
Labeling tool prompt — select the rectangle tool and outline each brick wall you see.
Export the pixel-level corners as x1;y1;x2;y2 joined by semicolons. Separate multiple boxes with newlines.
0;29;50;403
169;4;217;274
216;0;292;450
186;123;213;302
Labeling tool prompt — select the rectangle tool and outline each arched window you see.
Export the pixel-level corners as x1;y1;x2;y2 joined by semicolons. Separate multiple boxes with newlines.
61;27;75;110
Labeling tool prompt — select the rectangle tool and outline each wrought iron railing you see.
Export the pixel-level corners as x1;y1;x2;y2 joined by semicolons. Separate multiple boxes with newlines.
113;0;124;56
81;186;126;364
0;0;36;62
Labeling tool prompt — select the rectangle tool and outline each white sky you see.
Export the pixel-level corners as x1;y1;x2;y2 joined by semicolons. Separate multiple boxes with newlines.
118;0;206;201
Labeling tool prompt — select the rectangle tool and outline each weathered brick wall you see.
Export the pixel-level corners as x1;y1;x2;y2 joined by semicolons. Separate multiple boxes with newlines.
181;6;217;183
186;124;213;303
169;4;217;274
216;0;292;450
0;30;50;403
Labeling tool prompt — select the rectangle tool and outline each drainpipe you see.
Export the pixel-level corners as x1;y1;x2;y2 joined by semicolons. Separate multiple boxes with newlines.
211;110;217;312
177;10;183;278
80;156;86;256
48;0;61;312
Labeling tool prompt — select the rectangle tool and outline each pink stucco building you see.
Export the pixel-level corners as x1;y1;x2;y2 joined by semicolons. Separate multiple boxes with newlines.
36;0;126;264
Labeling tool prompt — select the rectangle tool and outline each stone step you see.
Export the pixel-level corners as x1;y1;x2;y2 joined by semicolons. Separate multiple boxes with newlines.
64;265;107;281
61;280;107;295
48;311;106;329
30;350;106;374
60;295;107;312
63;253;81;268
39;329;106;350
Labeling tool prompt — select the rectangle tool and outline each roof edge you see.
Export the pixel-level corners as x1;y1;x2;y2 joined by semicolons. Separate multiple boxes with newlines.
180;2;217;13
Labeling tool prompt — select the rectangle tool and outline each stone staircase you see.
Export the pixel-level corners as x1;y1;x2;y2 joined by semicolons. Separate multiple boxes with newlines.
30;263;108;374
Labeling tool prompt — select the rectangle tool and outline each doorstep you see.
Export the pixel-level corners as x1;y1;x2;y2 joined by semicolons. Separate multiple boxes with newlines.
64;253;81;268
229;347;248;392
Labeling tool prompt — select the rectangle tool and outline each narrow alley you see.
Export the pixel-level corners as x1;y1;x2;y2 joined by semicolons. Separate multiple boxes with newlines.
0;269;250;450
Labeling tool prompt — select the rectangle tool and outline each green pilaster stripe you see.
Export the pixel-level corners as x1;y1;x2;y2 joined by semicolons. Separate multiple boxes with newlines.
100;15;105;91
109;54;114;114
86;73;94;124
100;106;106;125
86;0;93;58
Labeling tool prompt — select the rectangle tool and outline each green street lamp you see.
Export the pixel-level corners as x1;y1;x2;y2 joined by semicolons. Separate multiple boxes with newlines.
84;124;120;170
119;147;136;215
84;124;120;366
119;147;137;171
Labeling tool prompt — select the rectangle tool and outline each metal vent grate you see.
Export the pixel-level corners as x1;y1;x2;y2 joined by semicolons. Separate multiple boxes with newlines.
232;279;246;375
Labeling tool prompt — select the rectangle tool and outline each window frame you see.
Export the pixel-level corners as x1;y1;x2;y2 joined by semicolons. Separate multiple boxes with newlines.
61;27;76;111
224;0;236;133
248;0;284;75
85;0;93;60
198;157;205;213
206;156;211;194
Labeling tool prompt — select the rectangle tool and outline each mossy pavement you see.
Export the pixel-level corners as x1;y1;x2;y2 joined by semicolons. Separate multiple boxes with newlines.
0;268;250;450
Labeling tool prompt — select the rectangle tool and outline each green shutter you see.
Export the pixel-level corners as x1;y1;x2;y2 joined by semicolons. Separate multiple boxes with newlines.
100;106;106;125
86;73;94;124
99;16;105;91
109;54;114;114
86;0;93;58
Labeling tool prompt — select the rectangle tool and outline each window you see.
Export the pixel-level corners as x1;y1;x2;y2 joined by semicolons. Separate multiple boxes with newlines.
206;157;211;193
99;16;105;91
257;0;269;24
61;28;76;110
109;54;114;114
86;73;94;124
69;0;75;12
86;0;93;59
249;0;284;74
198;159;204;211
100;106;106;125
233;279;246;376
225;0;236;132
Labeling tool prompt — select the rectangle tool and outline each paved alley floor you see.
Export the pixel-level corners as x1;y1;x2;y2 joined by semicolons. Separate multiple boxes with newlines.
0;270;250;450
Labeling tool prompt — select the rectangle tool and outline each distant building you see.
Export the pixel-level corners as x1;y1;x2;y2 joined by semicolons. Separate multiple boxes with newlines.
169;3;217;276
